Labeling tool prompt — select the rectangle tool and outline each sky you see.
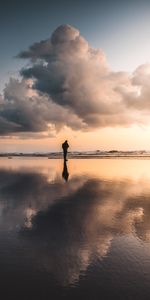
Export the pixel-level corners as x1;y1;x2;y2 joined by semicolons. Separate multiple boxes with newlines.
1;0;150;152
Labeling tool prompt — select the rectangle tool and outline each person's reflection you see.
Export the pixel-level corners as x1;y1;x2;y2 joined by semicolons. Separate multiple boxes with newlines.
62;160;69;181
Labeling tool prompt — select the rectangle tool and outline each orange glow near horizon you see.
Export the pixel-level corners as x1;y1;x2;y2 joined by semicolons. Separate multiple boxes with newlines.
1;157;150;182
0;124;150;152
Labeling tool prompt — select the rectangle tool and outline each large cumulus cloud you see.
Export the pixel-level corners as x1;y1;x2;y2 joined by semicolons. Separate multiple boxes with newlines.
19;24;131;129
1;24;150;136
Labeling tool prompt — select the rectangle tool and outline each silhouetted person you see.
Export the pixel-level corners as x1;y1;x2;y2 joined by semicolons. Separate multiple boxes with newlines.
62;140;69;161
62;160;69;181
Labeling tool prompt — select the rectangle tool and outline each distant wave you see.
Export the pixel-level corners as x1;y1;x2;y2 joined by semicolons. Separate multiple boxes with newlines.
0;150;150;158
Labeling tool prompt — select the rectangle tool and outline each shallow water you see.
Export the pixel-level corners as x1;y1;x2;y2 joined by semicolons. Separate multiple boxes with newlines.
1;158;150;299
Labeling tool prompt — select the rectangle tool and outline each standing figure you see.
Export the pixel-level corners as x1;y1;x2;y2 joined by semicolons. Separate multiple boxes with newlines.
62;140;69;161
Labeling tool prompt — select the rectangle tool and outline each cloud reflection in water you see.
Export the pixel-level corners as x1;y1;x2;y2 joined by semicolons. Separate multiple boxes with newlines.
0;160;150;287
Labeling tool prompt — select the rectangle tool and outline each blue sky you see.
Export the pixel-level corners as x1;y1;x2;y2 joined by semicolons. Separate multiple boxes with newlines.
1;0;150;152
1;0;150;92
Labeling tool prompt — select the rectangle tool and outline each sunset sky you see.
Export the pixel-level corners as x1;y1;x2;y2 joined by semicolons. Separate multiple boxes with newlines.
1;0;150;152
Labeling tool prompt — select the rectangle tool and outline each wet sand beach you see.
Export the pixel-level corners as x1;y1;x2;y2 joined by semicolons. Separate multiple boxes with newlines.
0;158;150;299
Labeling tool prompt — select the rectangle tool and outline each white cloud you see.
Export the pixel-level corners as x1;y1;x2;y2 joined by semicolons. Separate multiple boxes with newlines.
1;24;150;137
